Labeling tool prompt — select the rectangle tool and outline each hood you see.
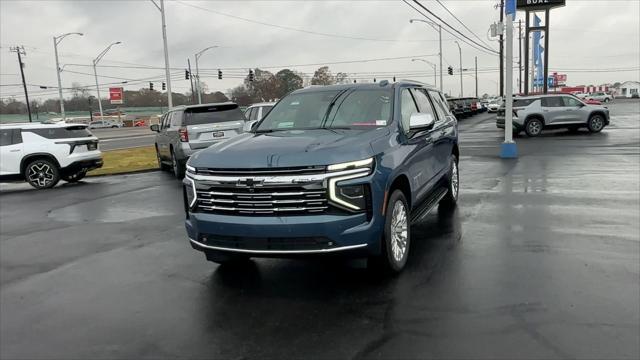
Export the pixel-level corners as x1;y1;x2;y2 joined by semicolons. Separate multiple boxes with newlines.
189;128;389;169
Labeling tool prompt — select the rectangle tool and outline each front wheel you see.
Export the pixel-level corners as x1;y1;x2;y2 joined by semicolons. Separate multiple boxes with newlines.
587;114;605;133
25;159;60;189
440;155;459;208
62;169;87;183
370;190;411;274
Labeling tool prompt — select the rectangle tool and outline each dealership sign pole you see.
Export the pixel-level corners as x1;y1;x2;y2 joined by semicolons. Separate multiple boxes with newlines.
501;0;518;158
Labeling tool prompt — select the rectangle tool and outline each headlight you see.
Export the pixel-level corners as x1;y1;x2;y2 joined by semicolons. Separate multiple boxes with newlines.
186;164;196;174
327;157;373;172
184;176;197;209
327;157;373;211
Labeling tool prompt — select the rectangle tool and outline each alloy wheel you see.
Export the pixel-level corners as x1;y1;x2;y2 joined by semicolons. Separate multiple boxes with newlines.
390;201;408;263
451;161;459;200
528;120;542;135
28;163;55;188
590;116;604;131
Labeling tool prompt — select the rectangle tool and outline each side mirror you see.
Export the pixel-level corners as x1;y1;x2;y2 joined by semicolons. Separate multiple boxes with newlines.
150;124;159;132
409;113;435;131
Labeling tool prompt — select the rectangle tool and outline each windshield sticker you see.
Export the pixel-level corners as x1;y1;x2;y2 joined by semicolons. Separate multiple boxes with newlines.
276;122;294;128
376;120;387;126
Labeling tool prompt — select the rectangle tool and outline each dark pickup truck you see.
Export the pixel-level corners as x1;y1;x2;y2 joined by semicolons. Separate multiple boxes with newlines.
183;81;459;273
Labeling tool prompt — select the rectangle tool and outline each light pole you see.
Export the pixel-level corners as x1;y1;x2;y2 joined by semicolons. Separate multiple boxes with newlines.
194;45;218;104
411;59;437;87
53;32;83;121
410;19;442;92
454;41;463;97
93;41;121;119
150;0;173;109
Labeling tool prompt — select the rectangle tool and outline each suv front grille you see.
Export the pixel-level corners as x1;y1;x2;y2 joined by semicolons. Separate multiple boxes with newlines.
196;186;328;215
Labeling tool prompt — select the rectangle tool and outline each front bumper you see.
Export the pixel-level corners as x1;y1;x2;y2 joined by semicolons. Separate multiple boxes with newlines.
186;211;383;257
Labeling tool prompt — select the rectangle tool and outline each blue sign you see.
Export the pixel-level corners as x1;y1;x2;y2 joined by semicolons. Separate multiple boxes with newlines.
505;0;516;17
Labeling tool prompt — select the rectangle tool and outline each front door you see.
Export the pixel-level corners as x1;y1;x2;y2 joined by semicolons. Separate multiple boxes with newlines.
541;96;566;124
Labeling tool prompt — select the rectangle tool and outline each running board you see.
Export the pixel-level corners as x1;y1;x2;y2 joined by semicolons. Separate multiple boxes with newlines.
410;187;448;224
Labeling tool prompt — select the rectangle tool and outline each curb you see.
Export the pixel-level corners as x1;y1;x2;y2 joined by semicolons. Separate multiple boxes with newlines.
88;168;160;178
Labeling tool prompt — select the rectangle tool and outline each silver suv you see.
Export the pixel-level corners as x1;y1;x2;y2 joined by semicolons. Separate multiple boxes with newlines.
151;102;247;178
496;94;610;137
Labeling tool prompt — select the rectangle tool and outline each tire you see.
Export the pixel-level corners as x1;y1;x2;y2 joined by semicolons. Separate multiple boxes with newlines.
25;159;60;189
204;250;250;265
111;125;118;128
369;189;411;274
156;146;170;171
587;114;605;133
525;117;543;137
604;98;610;103
62;169;87;183
440;155;459;208
171;149;185;179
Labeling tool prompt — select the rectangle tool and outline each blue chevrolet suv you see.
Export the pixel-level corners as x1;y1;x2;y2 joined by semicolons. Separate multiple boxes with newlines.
183;81;459;273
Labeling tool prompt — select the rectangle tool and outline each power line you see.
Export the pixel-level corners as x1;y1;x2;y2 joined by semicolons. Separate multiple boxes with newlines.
174;0;443;43
434;0;496;51
404;0;499;56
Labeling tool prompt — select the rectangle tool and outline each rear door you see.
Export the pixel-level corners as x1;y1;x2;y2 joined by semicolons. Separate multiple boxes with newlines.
0;129;23;175
157;112;172;158
426;89;456;175
184;104;246;150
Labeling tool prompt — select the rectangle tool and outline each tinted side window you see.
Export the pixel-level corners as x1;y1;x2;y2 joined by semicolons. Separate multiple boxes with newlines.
541;97;563;107
426;89;451;122
400;89;419;133
261;106;273;119
161;113;171;129
513;98;537;107
170;110;184;127
250;107;259;121
411;89;438;121
28;126;92;139
563;97;582;107
0;129;14;146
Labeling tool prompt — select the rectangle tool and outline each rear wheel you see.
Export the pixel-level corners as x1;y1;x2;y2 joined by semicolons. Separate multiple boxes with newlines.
171;149;185;179
25;159;60;189
587;114;605;133
62;169;87;183
369;190;410;274
525;118;543;137
440;155;459;208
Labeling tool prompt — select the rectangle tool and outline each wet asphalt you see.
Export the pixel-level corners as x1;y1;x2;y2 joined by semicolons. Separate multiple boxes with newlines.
1;101;639;359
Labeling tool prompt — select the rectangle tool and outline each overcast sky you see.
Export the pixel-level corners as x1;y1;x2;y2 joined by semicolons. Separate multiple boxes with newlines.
1;0;639;101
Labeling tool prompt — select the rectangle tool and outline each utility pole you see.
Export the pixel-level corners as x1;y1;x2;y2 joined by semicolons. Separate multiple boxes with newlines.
53;32;83;122
499;0;505;97
475;56;478;98
150;0;173;109
518;20;522;94
195;45;218;104
187;59;195;104
455;41;463;97
501;0;517;158
10;46;32;122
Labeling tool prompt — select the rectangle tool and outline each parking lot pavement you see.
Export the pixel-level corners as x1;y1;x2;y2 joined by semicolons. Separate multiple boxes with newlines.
1;102;638;359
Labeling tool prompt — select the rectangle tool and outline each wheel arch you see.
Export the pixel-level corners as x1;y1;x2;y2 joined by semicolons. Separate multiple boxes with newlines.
525;113;545;125
589;110;607;120
386;174;412;215
20;153;60;177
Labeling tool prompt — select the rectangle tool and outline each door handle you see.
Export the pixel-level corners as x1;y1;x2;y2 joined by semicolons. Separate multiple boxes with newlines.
10;149;20;152
542;109;549;112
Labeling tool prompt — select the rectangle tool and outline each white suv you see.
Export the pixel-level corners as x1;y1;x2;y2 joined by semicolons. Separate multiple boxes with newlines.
0;122;103;189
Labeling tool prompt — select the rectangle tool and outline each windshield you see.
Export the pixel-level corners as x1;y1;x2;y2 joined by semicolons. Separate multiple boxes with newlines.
183;104;245;125
256;88;392;132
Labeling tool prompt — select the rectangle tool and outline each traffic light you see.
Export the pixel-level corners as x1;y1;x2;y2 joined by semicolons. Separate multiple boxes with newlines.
149;82;154;90
248;69;254;81
373;78;377;83
162;82;166;90
448;66;453;75
393;76;396;82
185;70;190;80
218;69;223;80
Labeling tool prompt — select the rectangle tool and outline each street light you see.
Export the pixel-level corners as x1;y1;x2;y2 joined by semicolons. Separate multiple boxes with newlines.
194;45;218;104
53;32;83;121
412;59;437;88
150;0;173;109
410;19;442;92
454;40;463;97
93;41;121;119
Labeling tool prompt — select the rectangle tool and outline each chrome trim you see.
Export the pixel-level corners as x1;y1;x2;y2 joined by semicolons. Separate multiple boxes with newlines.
187;167;369;184
189;238;367;254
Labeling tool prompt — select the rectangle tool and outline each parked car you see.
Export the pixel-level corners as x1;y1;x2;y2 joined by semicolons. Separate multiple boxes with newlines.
243;102;276;131
447;98;465;119
89;120;122;129
488;100;502;112
183;81;459;273
575;93;589;99
0;122;102;189
587;92;613;103
585;98;602;105
151;102;247;178
496;94;610;137
461;98;473;117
